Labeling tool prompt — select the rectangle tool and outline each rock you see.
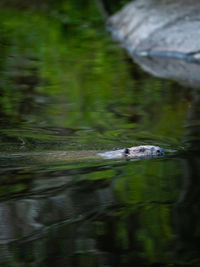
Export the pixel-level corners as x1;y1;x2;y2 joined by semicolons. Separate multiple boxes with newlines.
108;0;200;87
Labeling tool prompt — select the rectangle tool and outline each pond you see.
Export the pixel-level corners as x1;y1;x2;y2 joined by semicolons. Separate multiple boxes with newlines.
0;1;200;266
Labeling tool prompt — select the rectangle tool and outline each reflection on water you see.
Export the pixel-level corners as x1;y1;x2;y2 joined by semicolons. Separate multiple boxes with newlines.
0;1;200;266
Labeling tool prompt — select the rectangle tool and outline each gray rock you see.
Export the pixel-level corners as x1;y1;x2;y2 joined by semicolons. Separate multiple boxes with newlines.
108;0;200;87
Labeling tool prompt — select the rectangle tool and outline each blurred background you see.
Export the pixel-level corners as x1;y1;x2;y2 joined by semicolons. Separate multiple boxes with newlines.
0;1;200;266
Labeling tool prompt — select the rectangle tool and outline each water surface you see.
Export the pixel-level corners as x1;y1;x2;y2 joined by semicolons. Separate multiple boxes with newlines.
0;1;200;266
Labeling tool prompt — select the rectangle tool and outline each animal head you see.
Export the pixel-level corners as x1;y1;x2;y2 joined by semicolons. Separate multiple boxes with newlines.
124;145;164;159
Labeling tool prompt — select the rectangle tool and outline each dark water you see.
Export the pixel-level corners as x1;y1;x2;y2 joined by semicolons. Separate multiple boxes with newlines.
0;1;200;266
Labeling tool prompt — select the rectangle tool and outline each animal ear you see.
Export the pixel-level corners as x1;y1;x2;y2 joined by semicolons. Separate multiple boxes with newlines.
124;148;130;154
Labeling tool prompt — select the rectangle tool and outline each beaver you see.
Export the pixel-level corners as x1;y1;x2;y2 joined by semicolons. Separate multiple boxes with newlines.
1;145;164;164
97;145;164;160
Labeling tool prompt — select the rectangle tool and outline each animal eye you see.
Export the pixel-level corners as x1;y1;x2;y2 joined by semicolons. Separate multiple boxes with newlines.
139;148;145;152
124;148;130;154
157;150;160;154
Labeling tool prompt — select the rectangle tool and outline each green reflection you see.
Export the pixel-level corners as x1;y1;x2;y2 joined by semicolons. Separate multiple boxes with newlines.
0;0;189;153
0;1;200;267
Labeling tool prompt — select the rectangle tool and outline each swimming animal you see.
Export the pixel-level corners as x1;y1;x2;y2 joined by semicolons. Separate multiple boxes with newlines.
2;145;164;164
98;145;164;160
